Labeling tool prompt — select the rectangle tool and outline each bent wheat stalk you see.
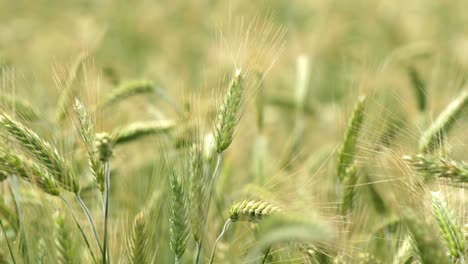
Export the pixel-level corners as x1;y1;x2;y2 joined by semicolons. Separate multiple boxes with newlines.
418;89;468;153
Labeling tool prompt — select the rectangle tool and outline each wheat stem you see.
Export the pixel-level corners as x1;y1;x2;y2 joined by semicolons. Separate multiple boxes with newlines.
0;219;16;264
7;177;29;264
102;161;111;264
75;194;103;254
60;196;97;263
261;247;271;264
194;241;202;264
209;219;231;264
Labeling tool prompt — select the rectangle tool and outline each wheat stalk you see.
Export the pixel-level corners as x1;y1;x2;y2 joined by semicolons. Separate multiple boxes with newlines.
102;80;154;107
418;89;468;153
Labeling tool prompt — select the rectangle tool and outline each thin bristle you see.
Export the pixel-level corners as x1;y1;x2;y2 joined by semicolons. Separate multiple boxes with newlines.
418;89;468;153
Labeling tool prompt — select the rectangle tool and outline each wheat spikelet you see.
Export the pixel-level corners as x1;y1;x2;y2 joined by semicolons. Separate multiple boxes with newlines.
111;120;175;146
0;94;39;122
229;200;280;222
403;154;468;183
431;191;465;259
0;114;78;192
418;89;468;153
214;69;244;153
169;169;189;262
54;211;74;264
0;150;60;196
336;96;366;182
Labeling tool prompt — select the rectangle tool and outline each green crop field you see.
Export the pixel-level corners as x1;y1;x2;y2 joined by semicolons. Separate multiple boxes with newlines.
0;0;467;263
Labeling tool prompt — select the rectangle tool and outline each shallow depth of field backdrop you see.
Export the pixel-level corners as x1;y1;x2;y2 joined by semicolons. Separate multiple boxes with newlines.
0;0;467;263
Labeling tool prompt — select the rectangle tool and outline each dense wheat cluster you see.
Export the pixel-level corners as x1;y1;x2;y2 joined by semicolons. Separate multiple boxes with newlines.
0;1;467;263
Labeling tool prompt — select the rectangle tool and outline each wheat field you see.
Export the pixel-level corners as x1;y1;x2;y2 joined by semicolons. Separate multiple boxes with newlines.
0;1;467;263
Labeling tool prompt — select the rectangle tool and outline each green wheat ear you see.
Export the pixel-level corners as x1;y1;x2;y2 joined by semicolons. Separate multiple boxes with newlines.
0;114;78;192
111;120;176;146
431;191;465;260
102;80;155;107
0;94;39;122
127;211;151;264
403;154;468;184
336;95;367;182
169;169;189;262
418;89;468;154
0;149;60;196
214;69;244;153
229;200;281;222
54;211;75;264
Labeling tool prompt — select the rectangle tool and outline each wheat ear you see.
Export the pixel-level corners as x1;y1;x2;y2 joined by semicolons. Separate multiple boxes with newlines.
54;211;74;264
0;114;79;192
126;211;151;264
111;120;175;146
102;80;154;107
214;69;243;153
74;99;105;192
0;150;60;196
169;169;189;263
336;96;366;182
418;89;468;153
0;94;39;121
340;164;359;216
210;200;280;264
431;191;465;260
403;154;468;184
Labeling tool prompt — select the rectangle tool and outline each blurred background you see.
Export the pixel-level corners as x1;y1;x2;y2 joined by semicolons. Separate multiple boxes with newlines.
0;0;467;262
